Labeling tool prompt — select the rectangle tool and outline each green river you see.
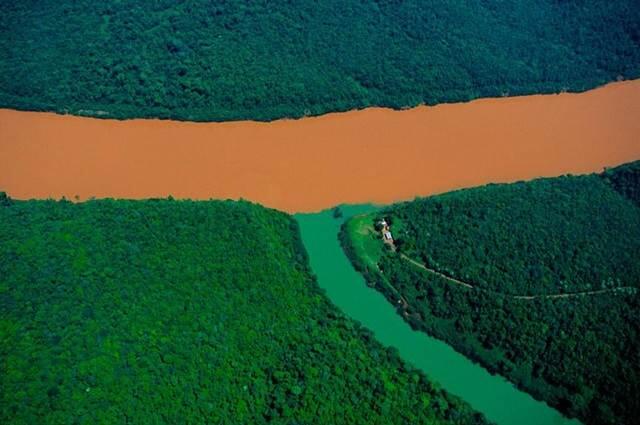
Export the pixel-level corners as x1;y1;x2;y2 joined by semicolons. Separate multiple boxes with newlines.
296;205;580;425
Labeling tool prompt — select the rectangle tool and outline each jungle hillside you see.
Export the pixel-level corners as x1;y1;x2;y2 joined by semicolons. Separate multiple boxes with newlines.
1;0;639;121
340;161;640;425
0;196;487;425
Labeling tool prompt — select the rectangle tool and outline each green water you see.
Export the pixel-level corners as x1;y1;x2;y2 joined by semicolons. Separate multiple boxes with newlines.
296;205;580;425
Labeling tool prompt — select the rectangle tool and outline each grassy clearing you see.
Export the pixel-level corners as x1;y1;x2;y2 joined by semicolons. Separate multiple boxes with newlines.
345;214;383;269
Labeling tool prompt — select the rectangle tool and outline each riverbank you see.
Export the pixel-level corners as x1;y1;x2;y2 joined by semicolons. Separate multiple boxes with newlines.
296;206;580;425
337;165;640;425
2;80;639;212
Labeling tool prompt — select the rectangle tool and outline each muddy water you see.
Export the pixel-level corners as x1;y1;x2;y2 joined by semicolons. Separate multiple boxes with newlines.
1;81;639;212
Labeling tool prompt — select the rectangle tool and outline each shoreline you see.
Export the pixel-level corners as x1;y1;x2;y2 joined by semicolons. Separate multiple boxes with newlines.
1;79;636;126
2;80;639;213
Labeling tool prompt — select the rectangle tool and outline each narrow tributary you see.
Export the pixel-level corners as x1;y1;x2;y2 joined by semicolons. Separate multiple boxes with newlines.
296;205;580;425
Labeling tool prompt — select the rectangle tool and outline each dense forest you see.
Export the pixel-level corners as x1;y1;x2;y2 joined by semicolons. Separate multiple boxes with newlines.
602;160;640;206
387;173;640;296
0;195;488;425
1;0;639;121
341;161;640;425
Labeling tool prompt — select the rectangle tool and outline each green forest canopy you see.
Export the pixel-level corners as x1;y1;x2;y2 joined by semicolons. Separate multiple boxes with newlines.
1;0;639;121
0;196;487;425
340;161;640;425
389;172;640;296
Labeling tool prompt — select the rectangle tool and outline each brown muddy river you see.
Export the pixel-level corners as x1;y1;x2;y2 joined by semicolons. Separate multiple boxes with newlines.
1;81;639;212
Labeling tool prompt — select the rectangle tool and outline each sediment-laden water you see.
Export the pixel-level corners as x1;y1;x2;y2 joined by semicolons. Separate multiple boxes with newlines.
1;81;639;212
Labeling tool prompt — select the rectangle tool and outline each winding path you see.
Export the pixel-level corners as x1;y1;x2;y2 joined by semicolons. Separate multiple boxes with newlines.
400;253;637;300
